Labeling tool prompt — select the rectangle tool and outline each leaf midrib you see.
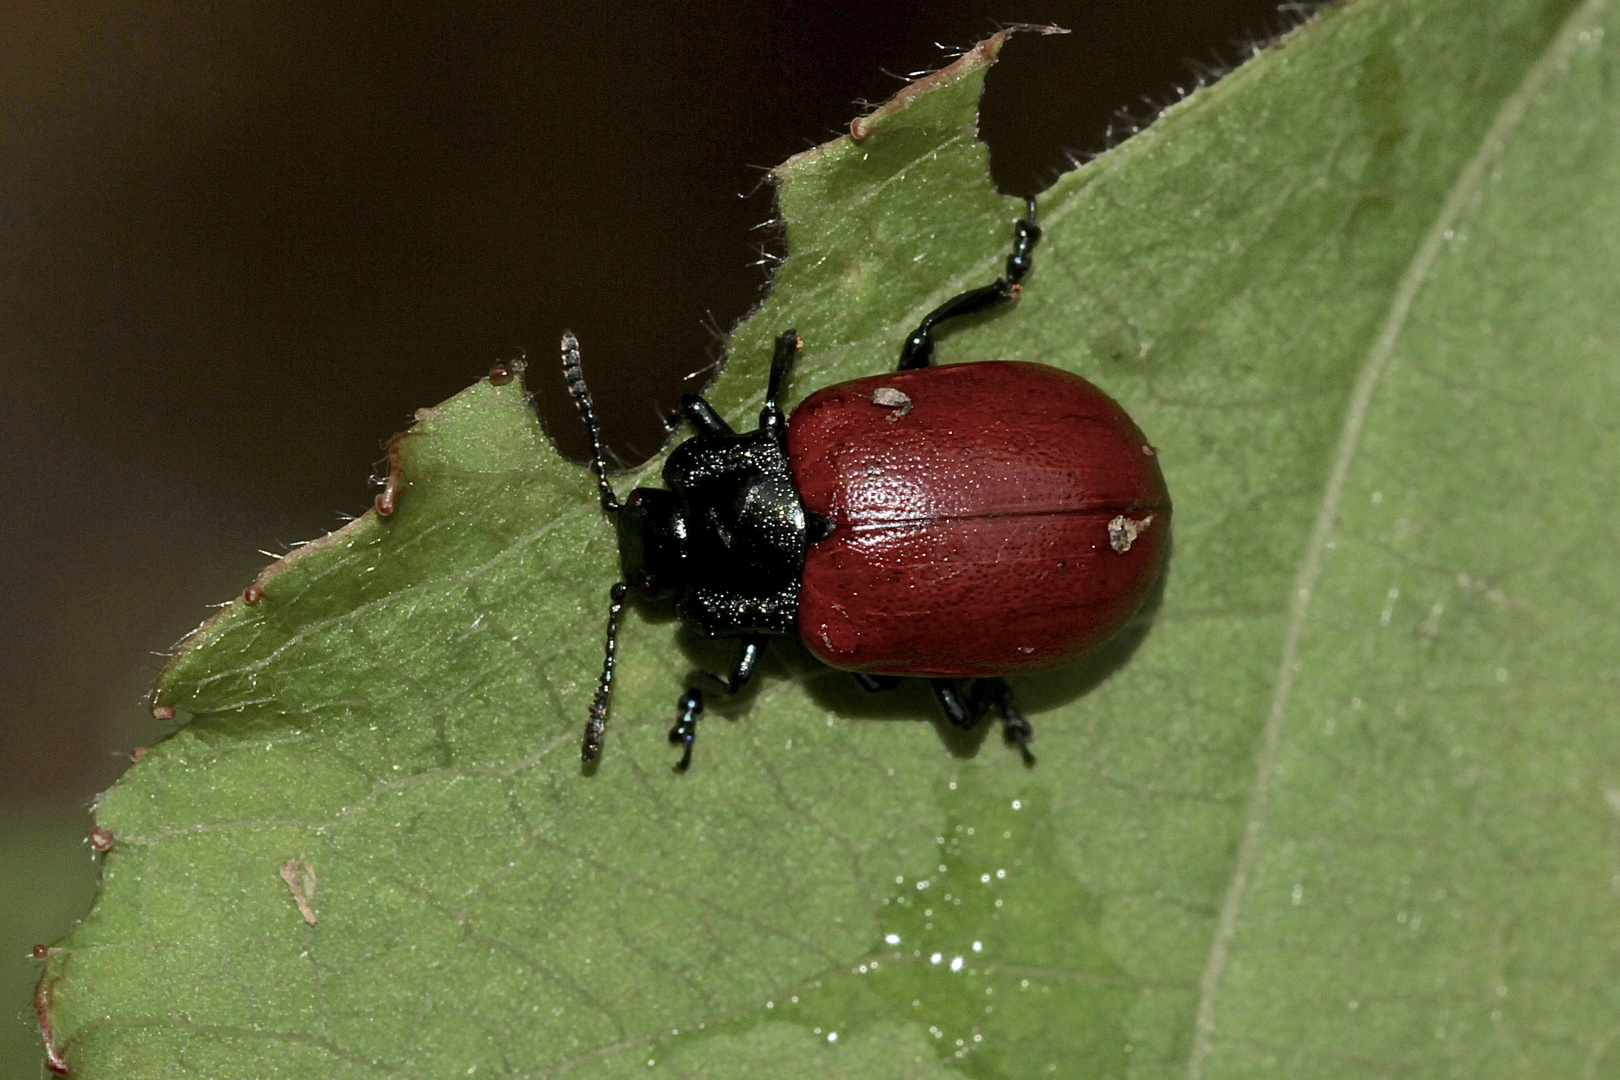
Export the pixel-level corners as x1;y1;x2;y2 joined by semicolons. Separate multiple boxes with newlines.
1181;2;1613;1075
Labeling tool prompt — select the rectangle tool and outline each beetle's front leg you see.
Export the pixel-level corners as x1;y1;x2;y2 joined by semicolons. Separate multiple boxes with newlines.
670;636;767;772
668;689;704;773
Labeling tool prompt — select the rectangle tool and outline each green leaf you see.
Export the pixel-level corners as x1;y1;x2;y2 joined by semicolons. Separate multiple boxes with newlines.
41;0;1620;1075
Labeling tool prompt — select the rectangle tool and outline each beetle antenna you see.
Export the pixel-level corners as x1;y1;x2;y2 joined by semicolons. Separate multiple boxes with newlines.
561;332;620;514
582;582;628;763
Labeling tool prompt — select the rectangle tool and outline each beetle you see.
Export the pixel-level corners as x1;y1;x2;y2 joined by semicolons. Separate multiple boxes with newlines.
563;199;1170;770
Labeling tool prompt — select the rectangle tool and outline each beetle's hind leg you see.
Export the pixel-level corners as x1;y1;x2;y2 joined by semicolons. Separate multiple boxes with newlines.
670;636;768;772
971;679;1035;765
897;198;1041;370
929;678;1036;765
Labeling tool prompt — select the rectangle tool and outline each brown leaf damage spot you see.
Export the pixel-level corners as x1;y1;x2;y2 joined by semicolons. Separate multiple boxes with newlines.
280;858;319;925
849;33;1014;141
767;22;1069;154
89;826;114;852
775;27;1050;175
34;952;68;1075
375;430;416;516
1108;514;1154;554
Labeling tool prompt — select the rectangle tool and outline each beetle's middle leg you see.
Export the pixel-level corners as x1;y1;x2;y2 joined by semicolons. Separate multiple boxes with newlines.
671;635;768;772
897;198;1041;370
929;678;1036;765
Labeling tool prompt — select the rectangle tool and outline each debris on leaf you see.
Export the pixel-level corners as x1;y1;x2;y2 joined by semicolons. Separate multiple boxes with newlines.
280;859;319;925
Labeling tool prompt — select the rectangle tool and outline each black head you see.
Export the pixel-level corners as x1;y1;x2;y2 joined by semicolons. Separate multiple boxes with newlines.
561;330;804;767
617;487;687;600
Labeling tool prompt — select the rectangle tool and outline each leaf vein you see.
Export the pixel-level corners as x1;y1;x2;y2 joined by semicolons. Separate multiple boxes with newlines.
1185;3;1614;1075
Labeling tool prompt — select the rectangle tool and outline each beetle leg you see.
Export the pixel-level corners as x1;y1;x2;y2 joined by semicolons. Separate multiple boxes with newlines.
969;678;1036;766
930;678;1036;765
669;689;703;772
669;636;767;771
930;679;978;729
758;329;801;434
853;673;901;693
681;394;734;436
898;198;1042;370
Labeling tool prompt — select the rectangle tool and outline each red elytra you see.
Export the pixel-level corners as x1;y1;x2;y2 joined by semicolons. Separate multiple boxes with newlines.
787;361;1169;677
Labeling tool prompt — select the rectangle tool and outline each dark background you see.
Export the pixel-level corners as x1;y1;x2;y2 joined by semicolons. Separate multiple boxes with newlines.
2;0;1300;1071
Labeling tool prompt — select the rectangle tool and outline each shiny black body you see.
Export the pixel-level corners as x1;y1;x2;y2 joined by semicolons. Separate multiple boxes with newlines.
637;399;807;637
566;200;1042;771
